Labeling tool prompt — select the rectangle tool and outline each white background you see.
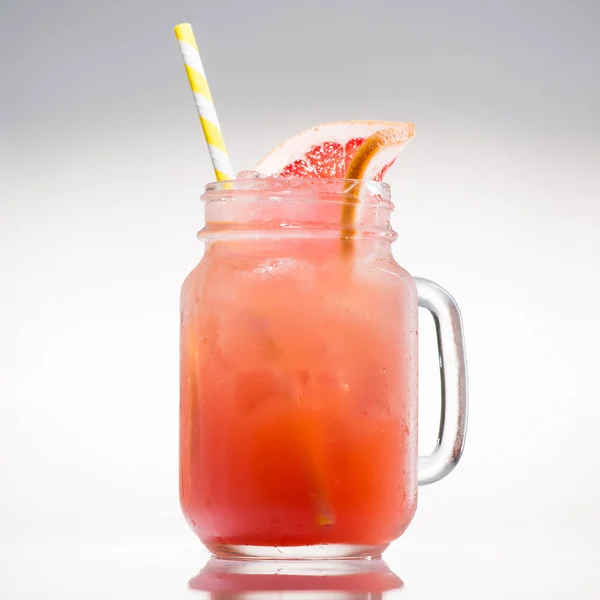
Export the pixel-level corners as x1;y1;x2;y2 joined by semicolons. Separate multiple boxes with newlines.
1;0;599;597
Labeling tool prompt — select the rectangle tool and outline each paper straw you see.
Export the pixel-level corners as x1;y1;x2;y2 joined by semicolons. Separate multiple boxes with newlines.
174;23;334;528
174;23;234;181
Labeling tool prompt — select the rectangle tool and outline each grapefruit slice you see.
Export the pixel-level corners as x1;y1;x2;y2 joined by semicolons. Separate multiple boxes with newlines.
341;127;416;242
254;121;415;180
247;122;417;521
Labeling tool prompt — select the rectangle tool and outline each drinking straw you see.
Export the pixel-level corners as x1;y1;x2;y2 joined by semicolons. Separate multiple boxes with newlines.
174;22;334;527
174;23;234;181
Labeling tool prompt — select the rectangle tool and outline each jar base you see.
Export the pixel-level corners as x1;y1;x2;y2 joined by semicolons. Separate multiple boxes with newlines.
206;542;390;560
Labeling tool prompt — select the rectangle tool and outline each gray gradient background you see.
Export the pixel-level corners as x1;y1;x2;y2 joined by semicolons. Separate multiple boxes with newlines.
1;0;600;594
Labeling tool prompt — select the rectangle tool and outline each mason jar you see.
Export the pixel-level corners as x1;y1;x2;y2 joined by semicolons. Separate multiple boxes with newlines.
180;177;467;559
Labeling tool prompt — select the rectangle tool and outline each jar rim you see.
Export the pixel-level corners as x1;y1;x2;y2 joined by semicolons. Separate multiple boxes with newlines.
202;177;393;209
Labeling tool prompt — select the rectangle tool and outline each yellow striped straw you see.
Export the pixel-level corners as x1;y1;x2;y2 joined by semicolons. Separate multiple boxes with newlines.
174;23;234;181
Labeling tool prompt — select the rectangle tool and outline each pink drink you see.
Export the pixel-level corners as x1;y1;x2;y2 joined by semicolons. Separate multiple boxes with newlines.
180;179;418;558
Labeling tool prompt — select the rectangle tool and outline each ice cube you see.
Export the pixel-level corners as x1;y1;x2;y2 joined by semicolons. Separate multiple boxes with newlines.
235;368;292;413
253;258;299;276
236;170;267;179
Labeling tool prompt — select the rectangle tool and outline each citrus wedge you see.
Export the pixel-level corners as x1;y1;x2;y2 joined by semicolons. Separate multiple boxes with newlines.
254;120;414;180
341;126;415;243
250;121;416;522
344;125;415;181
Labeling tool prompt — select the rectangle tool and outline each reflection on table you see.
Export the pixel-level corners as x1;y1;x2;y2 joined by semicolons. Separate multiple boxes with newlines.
189;557;403;599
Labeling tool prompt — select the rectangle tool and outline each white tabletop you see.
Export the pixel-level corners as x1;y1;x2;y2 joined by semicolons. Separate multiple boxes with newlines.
2;537;598;599
2;1;600;599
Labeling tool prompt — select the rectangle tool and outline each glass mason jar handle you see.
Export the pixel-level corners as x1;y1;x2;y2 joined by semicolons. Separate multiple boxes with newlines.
415;278;468;485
